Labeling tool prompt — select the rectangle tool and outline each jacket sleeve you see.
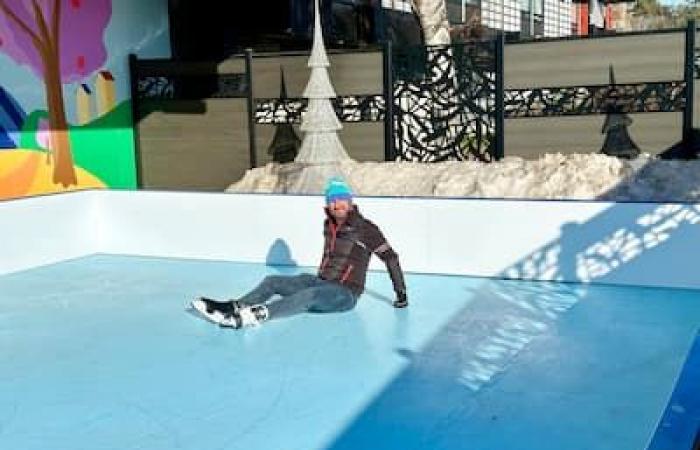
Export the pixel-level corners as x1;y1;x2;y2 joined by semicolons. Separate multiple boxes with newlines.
318;219;330;274
363;221;407;295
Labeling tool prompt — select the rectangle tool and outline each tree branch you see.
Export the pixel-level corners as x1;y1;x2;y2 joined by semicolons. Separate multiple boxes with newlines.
0;0;46;51
31;0;52;53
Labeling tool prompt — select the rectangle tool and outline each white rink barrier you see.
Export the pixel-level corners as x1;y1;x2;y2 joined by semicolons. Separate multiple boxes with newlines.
3;190;700;290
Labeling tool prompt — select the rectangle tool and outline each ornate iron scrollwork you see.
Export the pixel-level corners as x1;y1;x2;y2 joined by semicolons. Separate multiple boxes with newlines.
255;95;385;124
505;81;686;118
137;76;175;99
136;74;248;100
391;42;497;162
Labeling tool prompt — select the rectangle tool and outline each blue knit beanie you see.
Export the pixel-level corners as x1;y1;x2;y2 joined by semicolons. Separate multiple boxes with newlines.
325;177;353;204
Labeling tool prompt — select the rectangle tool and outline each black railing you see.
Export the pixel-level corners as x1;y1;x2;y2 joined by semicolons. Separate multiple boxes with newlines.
383;39;396;161
684;20;696;146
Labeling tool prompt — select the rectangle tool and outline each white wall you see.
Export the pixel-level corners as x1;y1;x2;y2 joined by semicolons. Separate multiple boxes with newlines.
0;191;100;276
97;190;328;265
3;190;700;290
97;191;700;290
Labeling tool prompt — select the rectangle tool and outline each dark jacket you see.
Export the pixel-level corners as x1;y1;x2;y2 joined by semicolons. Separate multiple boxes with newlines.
318;205;406;297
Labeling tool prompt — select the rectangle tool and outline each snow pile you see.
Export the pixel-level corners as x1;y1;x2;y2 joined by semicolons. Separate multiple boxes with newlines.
226;153;700;202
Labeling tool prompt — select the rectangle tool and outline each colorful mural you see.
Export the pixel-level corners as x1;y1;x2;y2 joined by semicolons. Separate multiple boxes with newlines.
0;0;170;199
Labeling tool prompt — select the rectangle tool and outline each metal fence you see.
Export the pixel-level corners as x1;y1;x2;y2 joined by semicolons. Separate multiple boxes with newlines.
129;22;700;188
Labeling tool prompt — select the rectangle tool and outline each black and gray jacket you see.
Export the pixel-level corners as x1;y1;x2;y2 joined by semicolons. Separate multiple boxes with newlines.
318;205;406;297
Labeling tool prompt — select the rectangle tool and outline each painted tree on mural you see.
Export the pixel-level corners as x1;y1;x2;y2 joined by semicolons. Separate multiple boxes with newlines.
0;0;111;186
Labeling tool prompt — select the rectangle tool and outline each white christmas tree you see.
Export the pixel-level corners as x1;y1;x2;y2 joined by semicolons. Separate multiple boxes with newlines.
289;0;352;193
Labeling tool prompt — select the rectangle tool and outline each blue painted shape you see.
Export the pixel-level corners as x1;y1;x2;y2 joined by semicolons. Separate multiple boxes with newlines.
647;330;700;450
0;86;27;148
0;255;699;450
0;125;13;148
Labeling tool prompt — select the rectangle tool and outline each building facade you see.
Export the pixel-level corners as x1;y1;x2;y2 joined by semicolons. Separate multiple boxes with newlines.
164;0;636;60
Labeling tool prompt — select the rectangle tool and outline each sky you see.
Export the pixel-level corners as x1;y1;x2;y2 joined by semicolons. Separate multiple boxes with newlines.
658;0;689;6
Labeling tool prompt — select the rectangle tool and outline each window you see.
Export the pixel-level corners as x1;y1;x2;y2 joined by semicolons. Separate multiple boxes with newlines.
381;0;413;14
518;0;544;14
481;0;521;32
543;0;571;37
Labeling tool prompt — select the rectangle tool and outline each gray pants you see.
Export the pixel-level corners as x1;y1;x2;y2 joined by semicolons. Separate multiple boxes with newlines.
238;274;357;319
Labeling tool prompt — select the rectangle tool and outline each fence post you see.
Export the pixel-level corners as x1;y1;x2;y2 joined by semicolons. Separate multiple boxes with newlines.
684;19;696;151
494;33;505;161
128;53;144;188
383;40;395;161
245;48;258;169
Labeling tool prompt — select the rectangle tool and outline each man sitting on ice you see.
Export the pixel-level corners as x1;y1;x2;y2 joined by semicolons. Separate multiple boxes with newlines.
191;177;408;329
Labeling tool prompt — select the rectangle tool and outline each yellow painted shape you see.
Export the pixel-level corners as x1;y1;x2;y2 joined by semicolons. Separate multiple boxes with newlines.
96;77;116;116
77;89;93;125
0;150;106;200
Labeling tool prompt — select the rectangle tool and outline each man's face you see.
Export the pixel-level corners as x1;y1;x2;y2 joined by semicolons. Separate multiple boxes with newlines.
328;199;352;220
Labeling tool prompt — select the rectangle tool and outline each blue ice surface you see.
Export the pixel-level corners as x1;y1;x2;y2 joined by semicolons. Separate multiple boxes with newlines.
647;330;700;450
0;254;698;450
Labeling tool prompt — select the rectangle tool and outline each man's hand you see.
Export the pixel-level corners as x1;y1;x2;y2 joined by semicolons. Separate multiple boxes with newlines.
393;291;408;308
